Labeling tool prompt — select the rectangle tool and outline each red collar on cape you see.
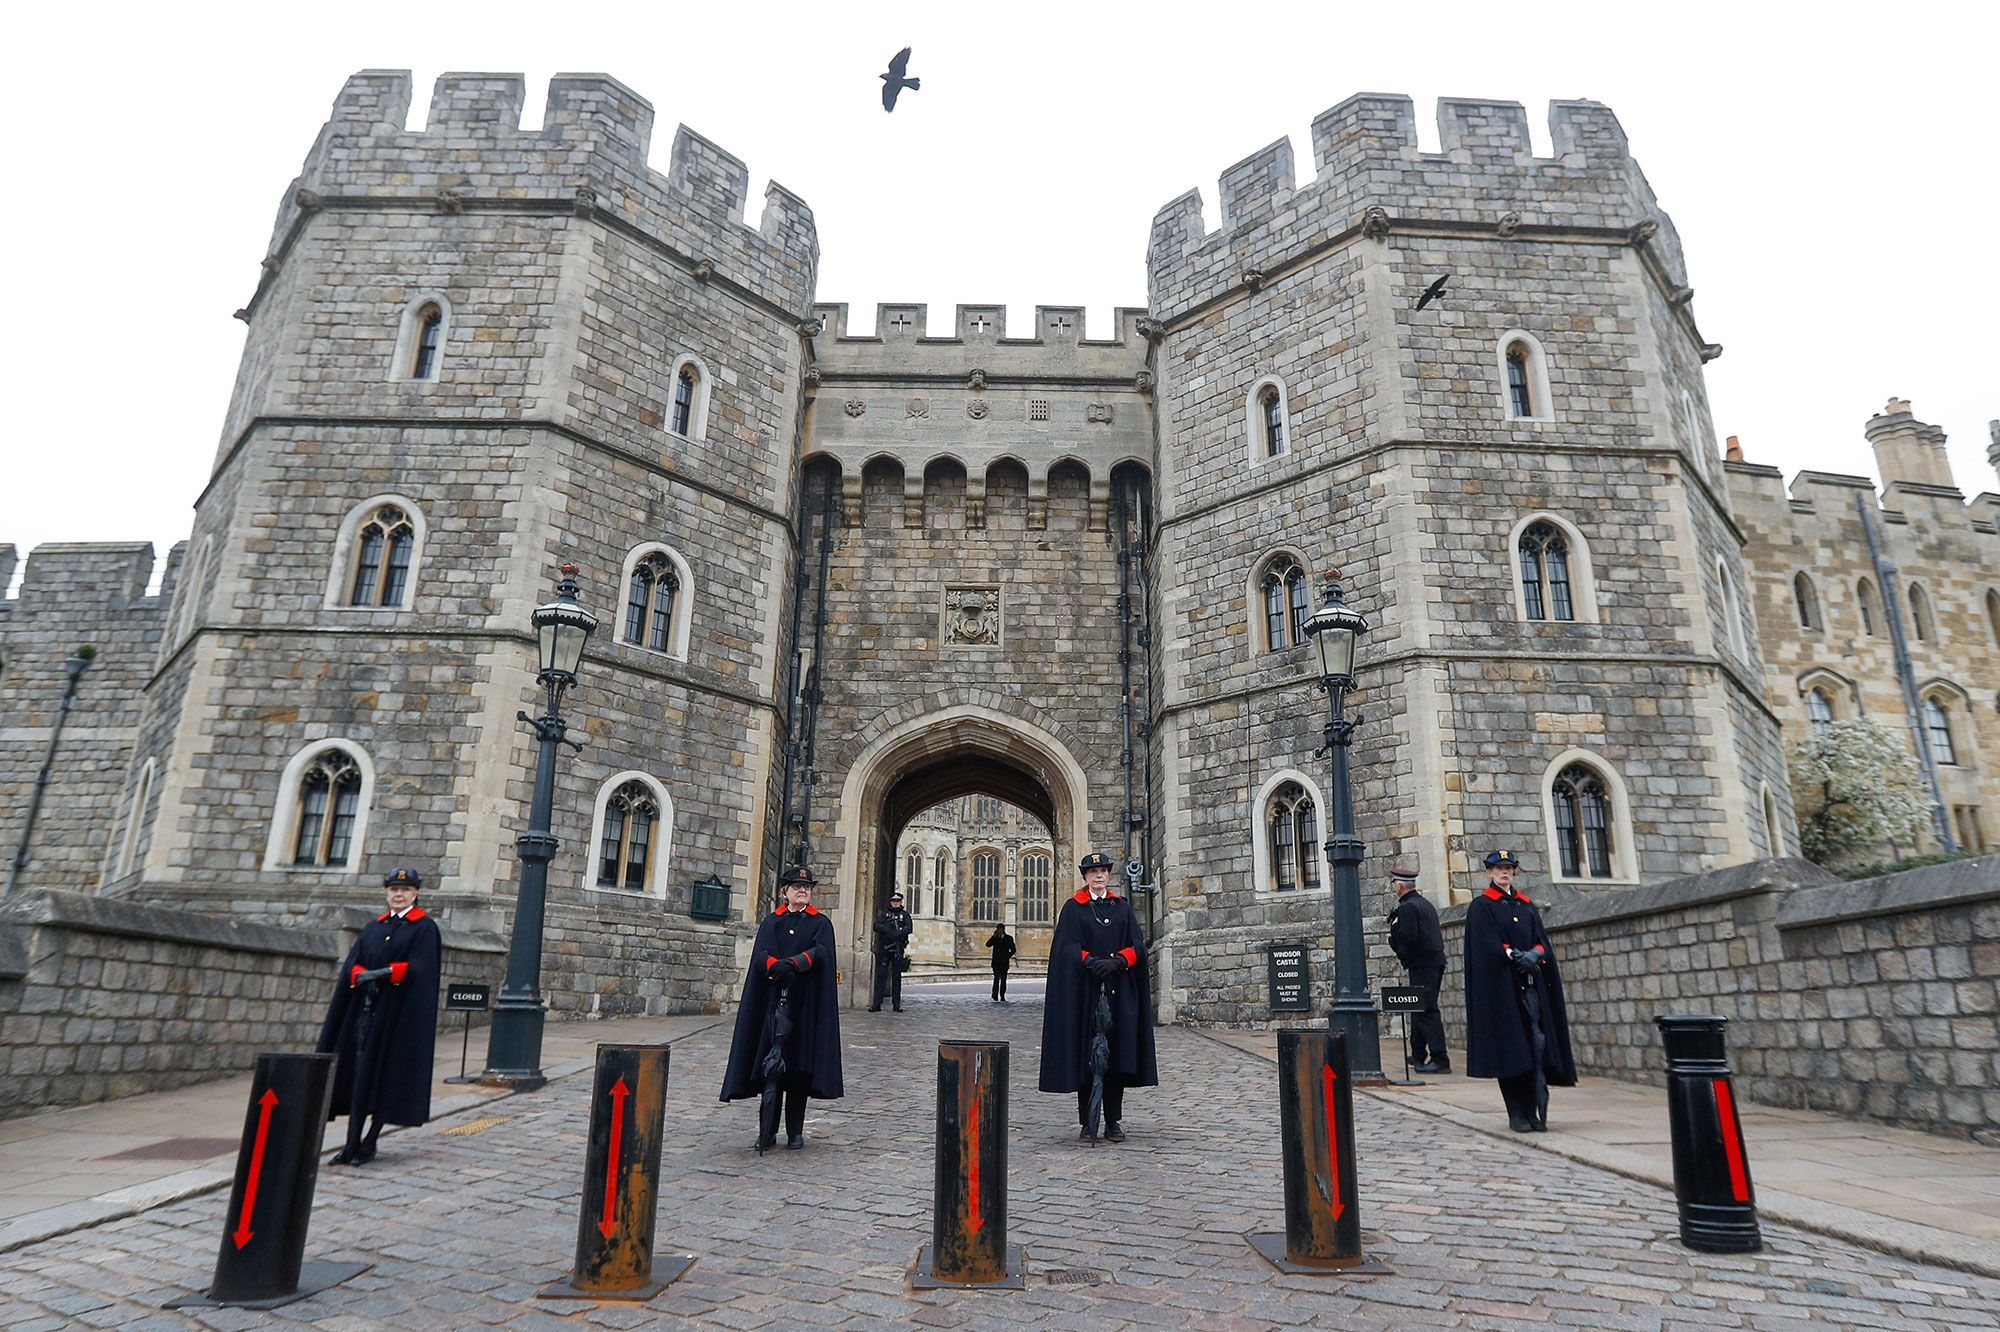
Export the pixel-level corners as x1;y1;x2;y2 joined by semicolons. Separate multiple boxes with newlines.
774;904;821;916
376;906;427;922
1482;886;1531;904
1071;889;1124;905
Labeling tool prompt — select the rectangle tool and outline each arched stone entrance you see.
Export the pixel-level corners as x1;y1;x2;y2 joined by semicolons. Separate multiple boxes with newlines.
830;705;1092;1006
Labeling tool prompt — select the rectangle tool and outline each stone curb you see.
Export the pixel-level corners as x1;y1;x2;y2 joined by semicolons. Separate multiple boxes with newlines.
0;1017;727;1257
1182;1026;2000;1282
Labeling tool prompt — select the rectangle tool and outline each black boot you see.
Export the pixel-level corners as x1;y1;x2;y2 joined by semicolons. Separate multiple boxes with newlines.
1104;1121;1126;1143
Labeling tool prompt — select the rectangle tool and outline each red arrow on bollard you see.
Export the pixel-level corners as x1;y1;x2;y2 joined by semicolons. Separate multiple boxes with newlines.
598;1078;629;1239
966;1090;984;1235
233;1088;279;1249
1322;1064;1345;1222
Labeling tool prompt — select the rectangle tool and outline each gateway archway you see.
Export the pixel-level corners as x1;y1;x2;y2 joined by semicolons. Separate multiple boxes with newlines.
830;705;1093;1007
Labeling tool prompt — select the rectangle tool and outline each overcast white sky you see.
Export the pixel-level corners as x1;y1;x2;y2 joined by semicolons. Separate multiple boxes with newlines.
3;1;1994;583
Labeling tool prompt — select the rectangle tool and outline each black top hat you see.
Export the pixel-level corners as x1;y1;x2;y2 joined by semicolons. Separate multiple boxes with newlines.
1483;849;1521;869
1078;851;1116;873
779;864;817;887
383;866;423;889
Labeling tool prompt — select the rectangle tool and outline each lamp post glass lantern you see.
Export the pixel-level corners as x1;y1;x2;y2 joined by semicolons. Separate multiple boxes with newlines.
1301;572;1382;1079
485;567;597;1090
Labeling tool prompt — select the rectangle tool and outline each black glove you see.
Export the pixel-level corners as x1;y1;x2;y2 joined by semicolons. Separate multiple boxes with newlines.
1507;948;1541;976
353;966;393;985
1084;956;1118;981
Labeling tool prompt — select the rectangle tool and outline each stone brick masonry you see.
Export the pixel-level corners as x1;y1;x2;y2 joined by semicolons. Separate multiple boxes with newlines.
1440;854;2000;1141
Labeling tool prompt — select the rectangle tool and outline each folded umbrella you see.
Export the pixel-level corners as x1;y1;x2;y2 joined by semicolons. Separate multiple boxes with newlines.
757;969;794;1153
1084;977;1113;1141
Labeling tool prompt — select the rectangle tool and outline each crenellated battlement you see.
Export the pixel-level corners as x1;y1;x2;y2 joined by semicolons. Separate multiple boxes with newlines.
268;70;818;312
0;543;179;614
1146;94;1686;317
809;303;1151;381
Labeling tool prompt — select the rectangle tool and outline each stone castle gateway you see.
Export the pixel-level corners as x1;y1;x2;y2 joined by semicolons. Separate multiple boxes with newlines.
8;70;1989;1025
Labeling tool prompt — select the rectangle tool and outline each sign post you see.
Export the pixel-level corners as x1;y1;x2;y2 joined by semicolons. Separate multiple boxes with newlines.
1266;941;1312;1014
1378;986;1426;1086
443;982;491;1085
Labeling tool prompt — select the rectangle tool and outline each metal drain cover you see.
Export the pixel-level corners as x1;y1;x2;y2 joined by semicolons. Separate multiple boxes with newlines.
440;1116;514;1136
1043;1268;1103;1287
97;1137;240;1162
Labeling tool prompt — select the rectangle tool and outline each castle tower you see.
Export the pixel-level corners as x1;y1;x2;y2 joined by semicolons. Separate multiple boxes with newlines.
111;72;819;1014
1143;96;1790;1020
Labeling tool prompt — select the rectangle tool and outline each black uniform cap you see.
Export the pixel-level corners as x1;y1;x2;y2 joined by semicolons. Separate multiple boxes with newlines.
383;866;423;889
1483;849;1521;869
780;864;817;887
1078;851;1116;872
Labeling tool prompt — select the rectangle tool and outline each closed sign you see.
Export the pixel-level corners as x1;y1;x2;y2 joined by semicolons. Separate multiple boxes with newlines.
445;984;491;1011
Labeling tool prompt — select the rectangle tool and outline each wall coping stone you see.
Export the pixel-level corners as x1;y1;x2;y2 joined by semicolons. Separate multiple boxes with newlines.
0;890;338;961
1438;857;1837;932
1776;852;2000;930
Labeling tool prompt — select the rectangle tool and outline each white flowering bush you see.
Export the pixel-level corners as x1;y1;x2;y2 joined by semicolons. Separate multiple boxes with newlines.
1788;719;1933;867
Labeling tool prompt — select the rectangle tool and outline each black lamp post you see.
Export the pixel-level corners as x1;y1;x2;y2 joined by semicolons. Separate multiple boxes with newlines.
1301;571;1382;1080
484;565;597;1091
6;646;95;896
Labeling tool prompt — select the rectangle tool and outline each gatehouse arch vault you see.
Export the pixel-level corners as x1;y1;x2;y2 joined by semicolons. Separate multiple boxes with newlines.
831;704;1093;1006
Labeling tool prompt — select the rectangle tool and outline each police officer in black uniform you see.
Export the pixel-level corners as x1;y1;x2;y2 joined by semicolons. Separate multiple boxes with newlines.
1463;850;1576;1131
1386;861;1450;1073
869;888;913;1012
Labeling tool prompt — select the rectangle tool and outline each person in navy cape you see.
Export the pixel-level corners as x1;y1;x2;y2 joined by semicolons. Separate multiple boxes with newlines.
720;865;844;1150
316;866;442;1165
1039;851;1158;1142
1462;849;1576;1132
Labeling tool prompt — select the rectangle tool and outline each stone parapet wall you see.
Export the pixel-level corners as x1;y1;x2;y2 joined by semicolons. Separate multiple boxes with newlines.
1439;856;2000;1140
0;890;505;1120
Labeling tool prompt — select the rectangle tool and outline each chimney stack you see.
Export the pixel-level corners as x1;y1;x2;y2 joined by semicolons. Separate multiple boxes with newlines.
1724;435;1743;462
1865;398;1955;491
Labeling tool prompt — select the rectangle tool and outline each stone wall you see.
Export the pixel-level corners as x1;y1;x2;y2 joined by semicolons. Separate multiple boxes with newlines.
1439;856;2000;1140
0;890;506;1119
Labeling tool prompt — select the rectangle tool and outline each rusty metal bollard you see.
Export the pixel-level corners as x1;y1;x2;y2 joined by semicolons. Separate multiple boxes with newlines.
540;1043;696;1300
1658;1015;1762;1253
1248;1028;1390;1275
912;1040;1023;1289
166;1052;371;1310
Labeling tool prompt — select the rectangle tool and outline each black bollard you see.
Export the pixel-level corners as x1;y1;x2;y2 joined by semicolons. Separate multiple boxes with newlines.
1248;1028;1390;1275
165;1052;371;1310
913;1040;1024;1290
542;1043;695;1300
1658;1015;1761;1253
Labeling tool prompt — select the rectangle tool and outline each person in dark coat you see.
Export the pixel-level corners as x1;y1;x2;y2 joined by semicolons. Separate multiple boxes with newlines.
316;866;442;1165
1385;861;1450;1073
869;889;913;1012
1040;851;1157;1142
986;924;1018;1002
720;865;843;1151
1463;849;1576;1132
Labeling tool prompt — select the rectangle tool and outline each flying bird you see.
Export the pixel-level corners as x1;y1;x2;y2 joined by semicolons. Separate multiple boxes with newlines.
880;47;921;112
1415;273;1450;311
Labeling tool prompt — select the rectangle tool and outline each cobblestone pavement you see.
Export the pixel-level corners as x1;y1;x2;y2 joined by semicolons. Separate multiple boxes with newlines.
3;993;1997;1330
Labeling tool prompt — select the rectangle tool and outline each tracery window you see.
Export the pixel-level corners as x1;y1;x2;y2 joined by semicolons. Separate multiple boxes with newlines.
596;780;659;891
1261;557;1310;651
348;505;416;608
1266;781;1320;892
1551;762;1614;879
622;553;680;652
1518;522;1575;622
292;749;363;868
971;851;1002;922
932;849;949;917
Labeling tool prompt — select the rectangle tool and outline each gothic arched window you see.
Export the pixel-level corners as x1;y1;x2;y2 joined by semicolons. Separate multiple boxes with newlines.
1518;522;1575;622
1261;557;1310;652
1805;687;1835;729
1021;852;1052;923
1260;386;1286;458
622;552;680;653
1908;583;1936;643
1551;762;1614;879
411;304;444;380
596;780;660;892
671;363;700;436
1265;781;1320;892
1856;579;1880;637
348;505;416;608
1794;573;1822;630
666;355;711;441
905;847;922;895
1986;590;2000;650
292;749;363;868
970;851;1002;922
1923;697;1958;766
932;849;949;917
